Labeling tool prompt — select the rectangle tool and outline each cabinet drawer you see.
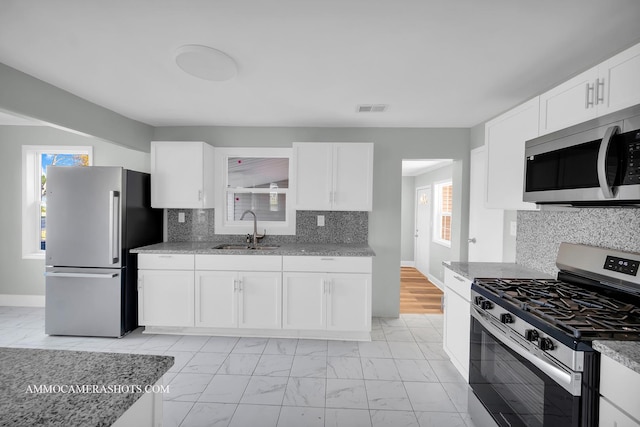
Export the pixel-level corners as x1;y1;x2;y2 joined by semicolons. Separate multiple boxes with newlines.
444;267;472;301
283;256;372;273
195;255;282;271
138;254;194;270
600;354;640;421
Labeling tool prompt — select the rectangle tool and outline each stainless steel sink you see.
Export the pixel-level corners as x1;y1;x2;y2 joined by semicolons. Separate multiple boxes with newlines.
213;244;280;250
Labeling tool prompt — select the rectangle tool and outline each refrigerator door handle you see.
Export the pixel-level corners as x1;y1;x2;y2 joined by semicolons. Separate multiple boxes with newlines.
45;272;119;279
109;191;120;264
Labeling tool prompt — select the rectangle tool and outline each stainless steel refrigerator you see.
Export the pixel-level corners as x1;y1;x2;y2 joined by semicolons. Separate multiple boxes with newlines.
45;166;163;337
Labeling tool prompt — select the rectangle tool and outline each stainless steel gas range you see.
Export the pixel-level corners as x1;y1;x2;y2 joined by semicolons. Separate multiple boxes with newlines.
470;242;640;427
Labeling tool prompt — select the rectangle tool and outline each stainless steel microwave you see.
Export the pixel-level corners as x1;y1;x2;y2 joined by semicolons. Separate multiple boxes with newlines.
524;104;640;206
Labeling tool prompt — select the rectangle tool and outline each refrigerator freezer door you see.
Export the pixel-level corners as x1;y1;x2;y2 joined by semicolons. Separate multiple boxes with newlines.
45;267;124;337
46;167;123;268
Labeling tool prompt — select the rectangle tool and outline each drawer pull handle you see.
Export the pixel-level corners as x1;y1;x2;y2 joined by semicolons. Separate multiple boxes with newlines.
454;275;466;282
320;258;335;261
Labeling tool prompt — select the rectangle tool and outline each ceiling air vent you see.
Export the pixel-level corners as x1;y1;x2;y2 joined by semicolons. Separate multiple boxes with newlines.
357;104;388;113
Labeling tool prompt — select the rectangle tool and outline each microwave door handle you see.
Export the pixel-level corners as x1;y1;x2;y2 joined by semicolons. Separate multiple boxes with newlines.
597;125;620;199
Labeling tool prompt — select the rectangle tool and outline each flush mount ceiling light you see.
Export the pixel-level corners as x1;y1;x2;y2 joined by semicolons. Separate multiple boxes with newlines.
174;45;237;82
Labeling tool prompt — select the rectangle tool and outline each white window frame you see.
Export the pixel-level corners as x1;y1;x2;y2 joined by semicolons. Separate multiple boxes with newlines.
22;146;93;259
433;179;452;248
214;147;296;235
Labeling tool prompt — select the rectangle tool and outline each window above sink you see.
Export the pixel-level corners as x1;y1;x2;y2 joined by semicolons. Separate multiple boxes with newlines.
214;147;296;235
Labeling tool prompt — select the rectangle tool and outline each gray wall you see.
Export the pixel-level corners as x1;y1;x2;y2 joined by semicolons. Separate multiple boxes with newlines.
0;63;153;152
414;164;454;283
0;126;150;296
154;126;471;317
400;176;416;263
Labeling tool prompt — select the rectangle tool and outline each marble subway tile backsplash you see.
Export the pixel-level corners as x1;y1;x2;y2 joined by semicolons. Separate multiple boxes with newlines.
516;208;640;276
167;209;368;244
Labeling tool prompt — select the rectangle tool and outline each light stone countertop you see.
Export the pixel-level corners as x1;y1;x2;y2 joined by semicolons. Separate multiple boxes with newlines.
132;241;376;257
444;261;552;281
592;341;640;374
0;347;173;426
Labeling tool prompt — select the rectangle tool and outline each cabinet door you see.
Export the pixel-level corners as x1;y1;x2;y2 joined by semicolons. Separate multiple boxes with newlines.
294;143;333;210
195;271;237;328
238;272;282;329
151;141;209;209
443;287;470;382
599;398;640;427
326;274;371;331
282;273;326;330
539;67;599;135
332;143;374;211
485;97;539;210
138;270;194;327
597;43;640;116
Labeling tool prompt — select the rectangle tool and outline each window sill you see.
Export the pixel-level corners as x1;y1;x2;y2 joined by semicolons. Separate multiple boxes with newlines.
433;239;451;248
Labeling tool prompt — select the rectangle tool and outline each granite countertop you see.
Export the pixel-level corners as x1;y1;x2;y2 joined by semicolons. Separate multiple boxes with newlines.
444;261;552;281
0;347;173;426
592;341;640;375
132;241;376;257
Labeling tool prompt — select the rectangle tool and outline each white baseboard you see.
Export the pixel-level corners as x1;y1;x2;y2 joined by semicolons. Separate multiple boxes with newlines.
401;261;416;267
0;294;45;307
426;275;445;292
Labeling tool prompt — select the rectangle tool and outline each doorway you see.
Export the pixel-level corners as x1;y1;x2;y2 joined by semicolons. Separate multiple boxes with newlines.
400;160;451;314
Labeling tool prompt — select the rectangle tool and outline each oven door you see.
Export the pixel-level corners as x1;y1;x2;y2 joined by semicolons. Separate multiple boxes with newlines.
469;309;582;427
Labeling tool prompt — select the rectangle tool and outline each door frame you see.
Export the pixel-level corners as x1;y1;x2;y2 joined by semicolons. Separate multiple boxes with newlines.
414;185;431;277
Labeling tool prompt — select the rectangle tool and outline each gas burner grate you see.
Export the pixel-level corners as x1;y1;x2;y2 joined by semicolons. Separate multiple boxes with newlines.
474;278;640;340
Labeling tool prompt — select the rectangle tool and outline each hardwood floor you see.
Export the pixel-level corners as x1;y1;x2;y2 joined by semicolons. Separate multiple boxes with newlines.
400;267;444;314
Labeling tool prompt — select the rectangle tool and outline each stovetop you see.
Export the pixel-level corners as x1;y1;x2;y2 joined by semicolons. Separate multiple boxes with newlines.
473;277;640;341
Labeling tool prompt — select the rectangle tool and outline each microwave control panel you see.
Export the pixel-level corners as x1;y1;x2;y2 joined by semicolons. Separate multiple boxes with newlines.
622;132;640;185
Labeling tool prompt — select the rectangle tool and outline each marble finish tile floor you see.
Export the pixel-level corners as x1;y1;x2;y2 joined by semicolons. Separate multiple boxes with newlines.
0;307;485;427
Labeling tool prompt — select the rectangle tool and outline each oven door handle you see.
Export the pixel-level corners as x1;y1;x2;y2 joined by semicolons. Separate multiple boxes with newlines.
471;308;581;396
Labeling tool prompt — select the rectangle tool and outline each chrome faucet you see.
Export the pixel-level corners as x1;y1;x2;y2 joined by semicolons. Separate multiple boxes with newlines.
240;210;265;246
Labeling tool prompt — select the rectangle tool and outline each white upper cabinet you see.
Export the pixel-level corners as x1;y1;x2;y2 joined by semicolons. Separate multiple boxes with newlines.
540;42;640;135
485;97;540;210
150;141;215;209
294;142;373;211
539;67;599;135
597;42;640;116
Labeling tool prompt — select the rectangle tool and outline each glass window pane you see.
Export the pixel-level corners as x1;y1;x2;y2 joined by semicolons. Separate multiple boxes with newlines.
228;157;289;189
226;192;287;222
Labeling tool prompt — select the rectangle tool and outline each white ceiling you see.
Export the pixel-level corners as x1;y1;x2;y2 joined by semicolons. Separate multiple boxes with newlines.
402;159;451;177
1;0;640;128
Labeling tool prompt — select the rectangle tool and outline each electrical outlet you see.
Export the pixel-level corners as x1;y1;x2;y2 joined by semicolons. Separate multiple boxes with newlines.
317;215;325;227
510;221;517;236
178;212;185;223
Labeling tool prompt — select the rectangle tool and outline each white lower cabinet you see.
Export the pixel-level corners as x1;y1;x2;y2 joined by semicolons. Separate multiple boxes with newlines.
137;254;195;327
442;266;471;382
283;272;370;331
282;256;372;334
137;253;373;340
599;354;640;427
195;270;282;329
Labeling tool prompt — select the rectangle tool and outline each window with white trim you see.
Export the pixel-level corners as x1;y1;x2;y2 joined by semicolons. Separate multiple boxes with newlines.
22;146;92;259
433;180;452;247
214;147;295;235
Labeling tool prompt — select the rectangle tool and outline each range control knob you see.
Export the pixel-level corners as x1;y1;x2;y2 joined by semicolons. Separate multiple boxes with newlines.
474;296;485;306
500;313;513;324
538;337;555;351
480;300;494;310
525;329;539;342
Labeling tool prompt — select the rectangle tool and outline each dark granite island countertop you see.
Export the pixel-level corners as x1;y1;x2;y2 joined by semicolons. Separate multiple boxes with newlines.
0;347;173;426
132;241;376;257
